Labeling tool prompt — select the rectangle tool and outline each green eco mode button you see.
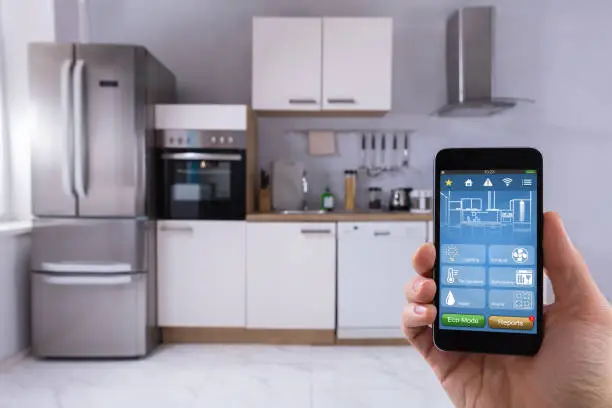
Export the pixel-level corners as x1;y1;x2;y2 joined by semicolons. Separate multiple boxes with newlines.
442;314;485;328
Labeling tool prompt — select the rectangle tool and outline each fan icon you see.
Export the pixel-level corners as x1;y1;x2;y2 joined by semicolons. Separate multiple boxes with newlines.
512;247;529;264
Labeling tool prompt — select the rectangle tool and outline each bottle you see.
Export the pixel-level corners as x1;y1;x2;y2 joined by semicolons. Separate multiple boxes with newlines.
321;187;335;212
344;170;357;211
368;187;382;210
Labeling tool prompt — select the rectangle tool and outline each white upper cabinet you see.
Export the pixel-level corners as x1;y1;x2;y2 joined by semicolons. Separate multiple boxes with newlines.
252;17;393;113
252;18;322;111
322;18;393;111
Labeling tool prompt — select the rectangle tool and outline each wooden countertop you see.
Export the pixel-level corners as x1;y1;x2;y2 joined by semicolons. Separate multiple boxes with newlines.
246;212;432;222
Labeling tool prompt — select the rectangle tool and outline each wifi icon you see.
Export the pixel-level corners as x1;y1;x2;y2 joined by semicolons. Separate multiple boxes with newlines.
502;178;513;187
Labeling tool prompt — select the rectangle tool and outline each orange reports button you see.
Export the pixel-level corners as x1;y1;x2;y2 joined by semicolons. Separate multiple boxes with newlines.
488;316;534;330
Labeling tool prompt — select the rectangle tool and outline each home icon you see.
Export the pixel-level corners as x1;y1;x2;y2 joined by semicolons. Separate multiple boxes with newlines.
465;179;473;187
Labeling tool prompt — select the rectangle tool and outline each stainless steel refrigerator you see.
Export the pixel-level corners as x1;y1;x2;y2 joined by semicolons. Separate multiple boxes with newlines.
28;43;176;358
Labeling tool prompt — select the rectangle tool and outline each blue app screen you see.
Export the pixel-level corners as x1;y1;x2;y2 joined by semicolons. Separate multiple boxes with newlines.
439;171;538;334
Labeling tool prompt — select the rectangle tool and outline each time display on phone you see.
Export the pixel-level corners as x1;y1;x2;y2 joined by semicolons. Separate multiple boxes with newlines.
438;170;538;334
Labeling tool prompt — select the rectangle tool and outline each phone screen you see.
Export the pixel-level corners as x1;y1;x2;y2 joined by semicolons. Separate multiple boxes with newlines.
438;170;538;334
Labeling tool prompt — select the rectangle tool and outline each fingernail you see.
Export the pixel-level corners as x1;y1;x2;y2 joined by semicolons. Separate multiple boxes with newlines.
412;279;424;292
413;304;428;315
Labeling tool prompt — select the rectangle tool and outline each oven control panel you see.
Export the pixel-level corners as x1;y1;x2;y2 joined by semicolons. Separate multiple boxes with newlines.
160;130;247;149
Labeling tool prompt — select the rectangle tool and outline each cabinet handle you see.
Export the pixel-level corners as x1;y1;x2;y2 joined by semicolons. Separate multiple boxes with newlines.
301;229;332;235
374;231;391;237
327;98;356;104
160;226;193;233
289;98;318;104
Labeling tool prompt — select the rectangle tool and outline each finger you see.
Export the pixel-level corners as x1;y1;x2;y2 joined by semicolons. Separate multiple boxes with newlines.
543;212;603;305
402;303;437;334
412;243;435;278
404;277;437;304
402;305;467;383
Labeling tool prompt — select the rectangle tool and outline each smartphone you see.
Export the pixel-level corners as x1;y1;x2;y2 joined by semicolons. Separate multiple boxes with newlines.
433;148;543;356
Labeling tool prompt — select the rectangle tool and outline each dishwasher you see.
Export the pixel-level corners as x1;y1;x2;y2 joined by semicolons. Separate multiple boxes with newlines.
337;222;427;339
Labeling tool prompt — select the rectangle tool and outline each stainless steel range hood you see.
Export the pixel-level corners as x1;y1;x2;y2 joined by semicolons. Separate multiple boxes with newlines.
437;6;516;117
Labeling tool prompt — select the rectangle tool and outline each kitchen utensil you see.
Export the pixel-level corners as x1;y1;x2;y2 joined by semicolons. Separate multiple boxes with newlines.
380;133;386;169
368;187;383;210
389;188;413;211
259;169;271;212
410;190;433;213
366;133;384;178
344;170;357;211
360;133;367;169
370;133;376;169
260;169;270;189
402;133;410;167
391;134;399;171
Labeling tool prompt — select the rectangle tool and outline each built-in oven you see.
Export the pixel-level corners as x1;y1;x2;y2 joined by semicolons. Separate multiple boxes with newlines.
158;130;247;220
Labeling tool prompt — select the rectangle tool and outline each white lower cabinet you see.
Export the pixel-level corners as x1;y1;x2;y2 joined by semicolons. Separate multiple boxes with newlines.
246;223;336;329
157;221;246;327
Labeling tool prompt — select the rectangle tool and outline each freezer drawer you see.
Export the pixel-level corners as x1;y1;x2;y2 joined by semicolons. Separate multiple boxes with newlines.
31;272;149;358
31;219;151;272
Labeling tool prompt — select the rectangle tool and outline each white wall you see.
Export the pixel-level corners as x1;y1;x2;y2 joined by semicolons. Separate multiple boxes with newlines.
1;0;55;220
0;232;31;362
53;0;612;297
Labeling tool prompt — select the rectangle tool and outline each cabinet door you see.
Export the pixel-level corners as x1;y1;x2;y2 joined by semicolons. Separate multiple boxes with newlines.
252;18;322;111
322;18;393;111
337;222;426;338
157;221;246;327
247;223;336;329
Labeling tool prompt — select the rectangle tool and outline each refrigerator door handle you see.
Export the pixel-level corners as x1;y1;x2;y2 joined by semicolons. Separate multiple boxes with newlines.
60;59;75;197
41;262;133;273
73;59;88;198
42;275;133;286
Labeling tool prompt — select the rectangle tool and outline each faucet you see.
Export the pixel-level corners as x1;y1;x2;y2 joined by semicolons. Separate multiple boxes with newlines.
301;170;309;210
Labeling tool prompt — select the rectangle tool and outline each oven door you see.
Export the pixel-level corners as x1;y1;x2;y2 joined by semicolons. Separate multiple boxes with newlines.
160;149;246;220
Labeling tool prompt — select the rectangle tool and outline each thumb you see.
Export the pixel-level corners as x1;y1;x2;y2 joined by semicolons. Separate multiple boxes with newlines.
543;212;601;306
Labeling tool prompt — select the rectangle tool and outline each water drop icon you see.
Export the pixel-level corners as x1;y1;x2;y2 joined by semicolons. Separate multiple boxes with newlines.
445;291;456;306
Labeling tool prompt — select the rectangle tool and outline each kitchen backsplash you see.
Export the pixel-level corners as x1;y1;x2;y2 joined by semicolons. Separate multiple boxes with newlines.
259;121;431;210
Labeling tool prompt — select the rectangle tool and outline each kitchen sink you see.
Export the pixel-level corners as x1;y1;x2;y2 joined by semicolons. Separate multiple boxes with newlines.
277;210;327;215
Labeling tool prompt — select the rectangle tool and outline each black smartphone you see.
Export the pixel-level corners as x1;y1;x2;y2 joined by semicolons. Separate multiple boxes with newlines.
433;148;543;356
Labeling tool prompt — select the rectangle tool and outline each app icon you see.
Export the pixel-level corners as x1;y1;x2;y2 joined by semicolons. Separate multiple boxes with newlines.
483;178;493;187
445;179;453;187
512;247;529;264
445;290;456;306
445;245;460;262
446;267;459;284
465;179;473;187
516;269;533;286
513;291;534;310
502;177;513;187
522;179;533;186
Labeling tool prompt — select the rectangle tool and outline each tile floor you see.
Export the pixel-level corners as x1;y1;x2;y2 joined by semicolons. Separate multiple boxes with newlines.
0;345;453;408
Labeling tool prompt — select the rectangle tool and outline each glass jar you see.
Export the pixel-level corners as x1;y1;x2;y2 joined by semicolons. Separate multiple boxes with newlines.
368;187;382;210
344;170;357;211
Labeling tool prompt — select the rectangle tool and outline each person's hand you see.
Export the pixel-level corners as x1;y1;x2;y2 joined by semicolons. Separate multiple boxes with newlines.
403;212;612;408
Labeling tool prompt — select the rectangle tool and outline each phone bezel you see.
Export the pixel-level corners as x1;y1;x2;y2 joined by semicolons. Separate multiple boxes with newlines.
433;148;544;356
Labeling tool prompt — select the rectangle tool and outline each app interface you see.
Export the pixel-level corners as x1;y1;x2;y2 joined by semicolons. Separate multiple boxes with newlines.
439;171;538;334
